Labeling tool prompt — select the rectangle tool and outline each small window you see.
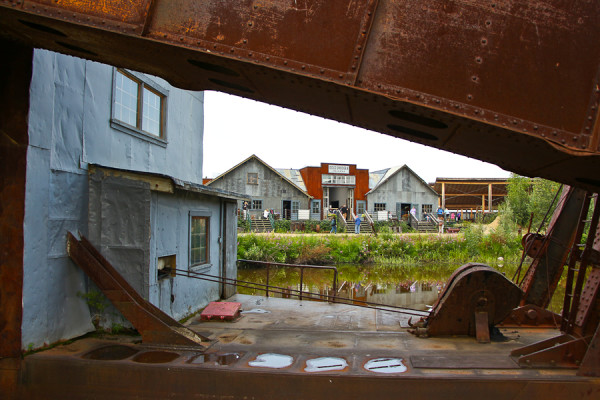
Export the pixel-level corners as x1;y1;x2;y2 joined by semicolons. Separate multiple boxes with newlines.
157;255;176;280
422;204;433;214
252;199;263;210
247;172;258;185
190;216;209;267
112;69;167;142
374;203;386;211
311;200;321;214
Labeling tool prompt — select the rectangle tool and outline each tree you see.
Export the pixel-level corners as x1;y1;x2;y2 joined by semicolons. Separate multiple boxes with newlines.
505;174;531;227
503;174;561;231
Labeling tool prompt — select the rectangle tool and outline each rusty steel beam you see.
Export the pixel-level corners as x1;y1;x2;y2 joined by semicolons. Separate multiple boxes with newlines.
67;233;210;348
0;40;31;399
520;186;587;308
1;1;600;190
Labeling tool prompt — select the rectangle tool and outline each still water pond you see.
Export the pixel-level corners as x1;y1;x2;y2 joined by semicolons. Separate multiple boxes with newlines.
238;262;479;311
238;262;565;313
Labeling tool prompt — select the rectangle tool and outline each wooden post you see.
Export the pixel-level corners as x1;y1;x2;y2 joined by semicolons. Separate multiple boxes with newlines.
441;182;446;209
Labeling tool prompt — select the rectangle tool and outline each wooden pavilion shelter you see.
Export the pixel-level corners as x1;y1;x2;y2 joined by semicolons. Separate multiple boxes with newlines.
431;178;508;220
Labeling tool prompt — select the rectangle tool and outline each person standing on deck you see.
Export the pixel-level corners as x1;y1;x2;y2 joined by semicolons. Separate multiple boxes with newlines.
355;213;362;234
341;204;348;221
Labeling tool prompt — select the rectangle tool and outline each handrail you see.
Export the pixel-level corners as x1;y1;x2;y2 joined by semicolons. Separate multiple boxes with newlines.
363;209;377;236
334;209;347;227
237;259;338;302
409;212;419;228
428;212;440;225
267;212;275;229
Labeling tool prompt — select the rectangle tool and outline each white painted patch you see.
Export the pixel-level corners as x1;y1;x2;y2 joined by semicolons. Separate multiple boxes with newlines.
364;358;407;373
241;308;271;314
305;357;348;372
249;353;293;369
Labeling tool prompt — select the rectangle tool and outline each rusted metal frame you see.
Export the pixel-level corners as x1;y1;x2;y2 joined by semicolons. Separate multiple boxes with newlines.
520;187;585;308
561;192;593;332
567;195;600;333
575;267;600;332
518;187;571;288
67;233;209;347
474;312;490;344
511;334;575;357
348;0;379;86
78;236;197;332
579;317;600;376
175;269;427;317
0;40;31;398
425;265;522;338
513;336;590;369
499;304;561;329
589;64;600;152
140;0;157;37
20;1;145;35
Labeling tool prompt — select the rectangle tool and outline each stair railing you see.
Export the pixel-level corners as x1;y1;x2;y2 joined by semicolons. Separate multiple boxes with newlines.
428;212;440;225
364;209;377;236
334;209;347;228
409;212;419;228
268;212;275;230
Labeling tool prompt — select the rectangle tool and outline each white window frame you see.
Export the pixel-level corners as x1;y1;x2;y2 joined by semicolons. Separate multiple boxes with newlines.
321;174;356;185
189;211;211;270
111;68;169;146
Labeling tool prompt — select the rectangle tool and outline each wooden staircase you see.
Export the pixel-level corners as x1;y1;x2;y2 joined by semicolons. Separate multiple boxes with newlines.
251;218;272;232
413;220;438;233
410;213;438;233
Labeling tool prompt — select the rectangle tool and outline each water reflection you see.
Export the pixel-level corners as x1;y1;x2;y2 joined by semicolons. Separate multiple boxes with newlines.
237;261;566;315
237;263;456;311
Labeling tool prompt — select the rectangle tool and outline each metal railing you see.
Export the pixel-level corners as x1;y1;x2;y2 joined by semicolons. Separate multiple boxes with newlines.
267;212;275;229
332;209;346;228
171;265;428;317
237;259;338;301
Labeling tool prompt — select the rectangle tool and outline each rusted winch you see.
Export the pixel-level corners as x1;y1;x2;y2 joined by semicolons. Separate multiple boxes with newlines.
410;263;522;343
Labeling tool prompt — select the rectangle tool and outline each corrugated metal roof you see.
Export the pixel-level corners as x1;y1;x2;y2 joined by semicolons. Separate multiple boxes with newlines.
277;168;307;191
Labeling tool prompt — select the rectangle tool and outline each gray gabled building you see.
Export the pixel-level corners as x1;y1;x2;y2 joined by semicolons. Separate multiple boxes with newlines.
207;154;312;220
367;165;439;220
20;50;243;350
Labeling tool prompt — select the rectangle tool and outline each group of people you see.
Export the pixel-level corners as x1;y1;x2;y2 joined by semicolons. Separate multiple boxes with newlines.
330;204;362;234
436;207;462;221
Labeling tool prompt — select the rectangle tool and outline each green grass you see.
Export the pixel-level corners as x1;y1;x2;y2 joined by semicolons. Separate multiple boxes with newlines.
237;225;522;266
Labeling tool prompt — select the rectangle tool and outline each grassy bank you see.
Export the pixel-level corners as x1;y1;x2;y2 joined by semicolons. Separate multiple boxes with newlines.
237;225;522;266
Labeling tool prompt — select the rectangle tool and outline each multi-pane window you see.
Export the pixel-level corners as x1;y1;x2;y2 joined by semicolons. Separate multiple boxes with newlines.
422;204;433;215
311;200;321;214
322;174;356;185
252;199;263;210
247;172;258;185
113;69;166;139
374;203;387;211
190;216;209;267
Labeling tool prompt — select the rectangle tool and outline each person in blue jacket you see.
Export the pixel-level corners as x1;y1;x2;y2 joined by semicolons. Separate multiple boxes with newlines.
330;215;337;234
355;213;362;234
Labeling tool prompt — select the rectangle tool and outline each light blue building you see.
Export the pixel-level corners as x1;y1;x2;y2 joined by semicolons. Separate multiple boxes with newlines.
22;50;244;349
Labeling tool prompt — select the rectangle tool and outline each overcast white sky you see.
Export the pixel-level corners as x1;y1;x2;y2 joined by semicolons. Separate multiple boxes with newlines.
203;91;511;183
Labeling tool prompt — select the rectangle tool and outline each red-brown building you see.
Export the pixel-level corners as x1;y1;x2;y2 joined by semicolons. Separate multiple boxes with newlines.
299;163;370;216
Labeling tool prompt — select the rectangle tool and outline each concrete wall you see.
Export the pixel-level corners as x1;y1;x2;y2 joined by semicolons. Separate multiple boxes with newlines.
209;158;310;213
366;168;438;219
22;50;205;349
